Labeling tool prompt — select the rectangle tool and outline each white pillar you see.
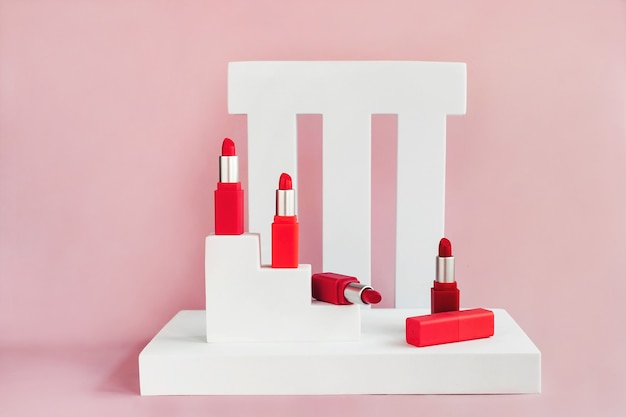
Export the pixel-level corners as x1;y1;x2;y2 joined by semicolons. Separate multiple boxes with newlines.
395;113;447;307
228;61;466;307
322;110;371;285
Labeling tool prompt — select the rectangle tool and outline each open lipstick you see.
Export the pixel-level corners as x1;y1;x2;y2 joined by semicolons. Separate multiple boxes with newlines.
214;138;244;235
271;173;299;268
312;272;382;305
431;237;460;313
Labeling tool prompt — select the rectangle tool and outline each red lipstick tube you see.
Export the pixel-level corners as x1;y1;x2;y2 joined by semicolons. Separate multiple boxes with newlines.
271;173;299;268
312;273;382;305
406;308;494;347
214;138;244;235
431;237;460;314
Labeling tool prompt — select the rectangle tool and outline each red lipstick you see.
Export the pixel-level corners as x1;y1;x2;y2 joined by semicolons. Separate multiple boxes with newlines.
312;273;382;305
214;138;244;235
431;237;460;313
406;308;494;347
271;173;299;268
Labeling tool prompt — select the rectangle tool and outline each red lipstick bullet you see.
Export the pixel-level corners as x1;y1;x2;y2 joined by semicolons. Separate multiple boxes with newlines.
312;273;382;305
271;173;299;268
431;237;460;313
214;138;244;235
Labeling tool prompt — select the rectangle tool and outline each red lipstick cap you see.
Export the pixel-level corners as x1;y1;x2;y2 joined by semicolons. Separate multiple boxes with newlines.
406;308;494;347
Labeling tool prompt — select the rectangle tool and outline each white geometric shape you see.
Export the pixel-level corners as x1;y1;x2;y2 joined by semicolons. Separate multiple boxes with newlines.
139;308;541;395
322;111;371;284
395;114;448;307
205;234;360;342
228;61;466;306
245;110;299;254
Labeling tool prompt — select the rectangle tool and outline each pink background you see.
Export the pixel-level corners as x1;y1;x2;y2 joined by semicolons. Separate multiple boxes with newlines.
1;0;625;415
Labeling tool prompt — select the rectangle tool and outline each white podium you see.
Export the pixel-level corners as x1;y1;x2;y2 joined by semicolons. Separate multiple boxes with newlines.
205;234;360;343
138;61;541;395
139;308;540;395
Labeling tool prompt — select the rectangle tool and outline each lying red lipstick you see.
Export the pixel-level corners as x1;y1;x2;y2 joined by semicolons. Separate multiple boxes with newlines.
312;272;382;306
431;237;460;313
271;173;299;268
214;138;244;235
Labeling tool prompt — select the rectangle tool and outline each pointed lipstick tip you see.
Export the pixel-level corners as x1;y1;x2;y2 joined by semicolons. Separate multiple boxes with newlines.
278;173;293;190
221;138;236;156
439;237;452;257
361;288;382;305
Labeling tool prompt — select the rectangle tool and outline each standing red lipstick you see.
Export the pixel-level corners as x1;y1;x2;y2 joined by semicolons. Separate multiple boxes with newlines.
271;173;299;268
214;138;244;235
431;237;460;313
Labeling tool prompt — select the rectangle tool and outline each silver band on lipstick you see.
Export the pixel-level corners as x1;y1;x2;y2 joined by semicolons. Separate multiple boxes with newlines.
276;189;296;216
219;156;239;183
344;282;372;305
436;257;455;283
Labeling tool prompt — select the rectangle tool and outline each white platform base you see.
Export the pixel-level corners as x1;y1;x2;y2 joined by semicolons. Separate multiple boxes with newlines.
139;308;541;395
205;234;360;343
